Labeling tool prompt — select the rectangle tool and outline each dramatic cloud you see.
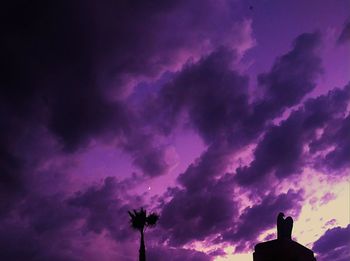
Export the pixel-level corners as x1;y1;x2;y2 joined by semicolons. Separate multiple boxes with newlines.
147;47;250;145
313;225;350;261
236;84;350;186
151;32;322;147
0;143;24;214
159;140;305;249
222;190;303;252
0;176;141;261
248;32;322;129
338;20;350;44
157;144;237;247
68;177;131;241
0;0;253;177
308;84;350;172
120;131;177;177
153;32;345;252
0;191;81;261
160;171;238;246
1;1;349;260
318;115;350;171
0;223;75;261
236;112;306;185
0;1;254;258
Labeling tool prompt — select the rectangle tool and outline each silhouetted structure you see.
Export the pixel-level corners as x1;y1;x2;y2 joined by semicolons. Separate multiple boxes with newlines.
253;212;316;261
128;208;159;261
277;212;293;240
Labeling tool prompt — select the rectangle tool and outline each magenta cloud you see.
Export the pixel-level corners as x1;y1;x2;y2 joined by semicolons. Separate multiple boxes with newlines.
0;1;349;260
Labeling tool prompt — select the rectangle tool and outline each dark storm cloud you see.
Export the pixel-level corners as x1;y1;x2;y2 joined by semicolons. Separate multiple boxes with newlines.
160;172;238;246
222;190;303;252
0;144;24;214
1;0;347;258
1;0;128;150
236;112;306;185
1;0;178;177
156;143;237;247
121;131;175;177
0;1;254;258
158;127;305;248
248;32;322;129
159;155;304;250
0;223;78;261
177;143;232;192
156;84;348;250
338;20;350;44
313;225;350;261
0;191;81;261
317;115;350;171
0;176;139;261
148;47;251;145
0;104;36;214
20;194;79;235
149;32;322;153
0;0;249;177
258;32;322;106
0;190;103;261
308;84;350;172
236;84;350;186
152;32;328;250
68;177;131;241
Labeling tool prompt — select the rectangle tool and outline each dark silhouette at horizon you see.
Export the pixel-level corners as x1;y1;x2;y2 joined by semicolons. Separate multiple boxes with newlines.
128;208;159;261
253;212;316;261
277;212;293;240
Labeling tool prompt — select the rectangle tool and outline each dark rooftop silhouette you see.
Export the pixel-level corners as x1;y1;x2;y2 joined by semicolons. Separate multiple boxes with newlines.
253;212;316;261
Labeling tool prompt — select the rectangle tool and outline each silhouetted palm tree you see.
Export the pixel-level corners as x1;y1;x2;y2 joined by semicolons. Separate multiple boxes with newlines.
128;207;159;261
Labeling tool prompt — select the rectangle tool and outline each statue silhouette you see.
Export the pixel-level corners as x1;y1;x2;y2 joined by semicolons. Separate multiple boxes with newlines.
277;212;293;240
253;212;316;261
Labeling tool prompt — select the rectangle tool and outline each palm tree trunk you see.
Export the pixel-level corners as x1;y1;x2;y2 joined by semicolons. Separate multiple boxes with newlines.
139;229;146;261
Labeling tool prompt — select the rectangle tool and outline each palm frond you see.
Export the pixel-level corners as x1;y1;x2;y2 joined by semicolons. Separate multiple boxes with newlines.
146;213;159;227
128;208;148;231
128;211;135;219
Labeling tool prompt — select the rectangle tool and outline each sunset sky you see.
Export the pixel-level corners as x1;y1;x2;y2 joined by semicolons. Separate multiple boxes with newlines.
1;1;349;260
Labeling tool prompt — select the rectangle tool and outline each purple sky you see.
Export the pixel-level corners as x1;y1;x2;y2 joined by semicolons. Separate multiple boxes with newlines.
1;1;349;260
